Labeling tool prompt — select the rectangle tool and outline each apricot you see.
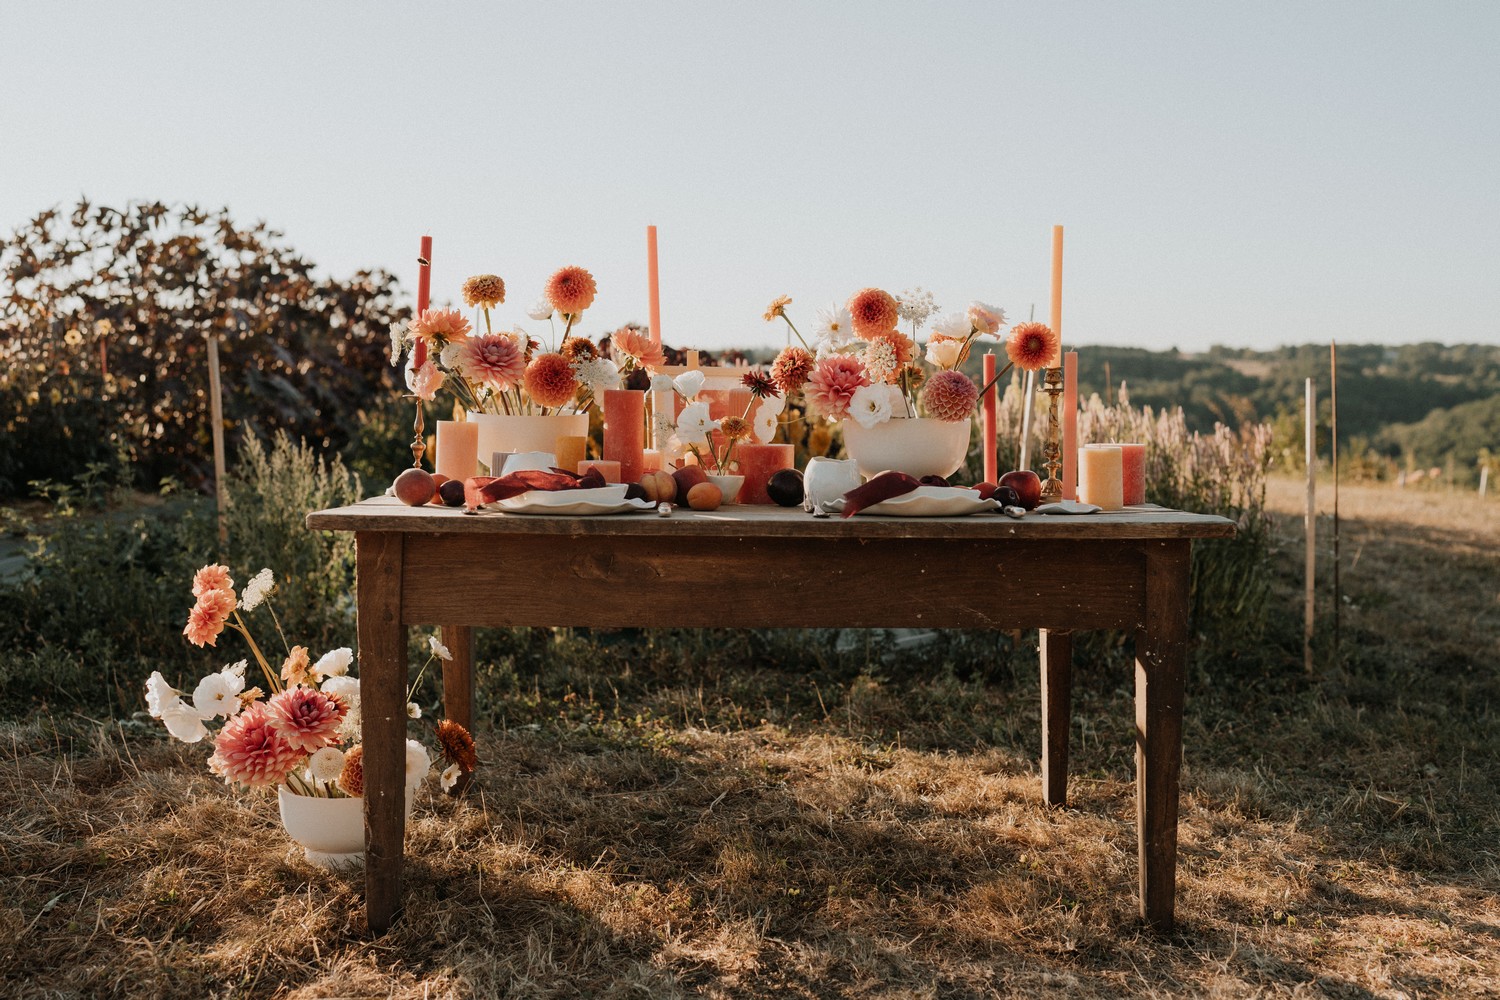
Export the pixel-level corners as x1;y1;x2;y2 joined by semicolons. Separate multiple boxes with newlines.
686;482;722;511
393;468;436;506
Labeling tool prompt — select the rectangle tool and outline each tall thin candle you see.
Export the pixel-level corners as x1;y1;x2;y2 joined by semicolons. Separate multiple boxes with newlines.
1049;225;1063;367
982;352;997;484
1063;351;1078;500
414;235;432;370
647;225;661;347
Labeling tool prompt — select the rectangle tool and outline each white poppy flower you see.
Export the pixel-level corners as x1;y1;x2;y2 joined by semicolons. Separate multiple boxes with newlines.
321;674;359;707
192;668;245;719
315;647;354;679
932;312;970;340
675;401;719;446
161;698;209;743
429;635;452;661
405;739;431;787
672;370;706;399
526;298;553;321
144;671;176;718
308;746;345;783
849;383;893;429
441;762;462;792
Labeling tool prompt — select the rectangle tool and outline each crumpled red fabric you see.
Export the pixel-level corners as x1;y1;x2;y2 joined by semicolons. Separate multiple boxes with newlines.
464;467;607;510
840;471;922;517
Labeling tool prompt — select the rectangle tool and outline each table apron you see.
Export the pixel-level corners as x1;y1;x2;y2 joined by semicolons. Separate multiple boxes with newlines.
384;532;1152;631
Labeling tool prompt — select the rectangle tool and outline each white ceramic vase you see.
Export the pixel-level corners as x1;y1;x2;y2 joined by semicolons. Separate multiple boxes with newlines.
840;417;973;481
705;473;745;504
467;412;590;474
278;786;413;869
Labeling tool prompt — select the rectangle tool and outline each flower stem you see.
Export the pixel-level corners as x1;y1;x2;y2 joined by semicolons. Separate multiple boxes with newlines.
781;316;809;351
230;614;281;694
264;597;291;656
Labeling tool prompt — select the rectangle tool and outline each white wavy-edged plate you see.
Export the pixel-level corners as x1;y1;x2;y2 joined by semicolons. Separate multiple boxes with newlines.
854;486;999;517
1034;500;1102;515
495;485;652;516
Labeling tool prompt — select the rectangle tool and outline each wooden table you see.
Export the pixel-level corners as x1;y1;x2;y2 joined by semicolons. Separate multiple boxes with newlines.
306;497;1236;934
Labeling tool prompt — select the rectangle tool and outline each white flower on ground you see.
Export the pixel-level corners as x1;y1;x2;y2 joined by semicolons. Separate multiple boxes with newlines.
849;383;894;429
405;739;431;788
675;401;719;446
931;312;970;340
407;702;421;719
672;370;706;399
192;667;245;719
573;356;621;395
161;698;209;743
526;298;553;321
145;671;176;718
308;746;345;782
240;568;275;612
441;762;462;792
925;339;963;370
429;635;452;661
314;647;353;679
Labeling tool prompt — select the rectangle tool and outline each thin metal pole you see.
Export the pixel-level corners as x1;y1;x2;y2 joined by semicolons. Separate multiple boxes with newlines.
1304;377;1316;674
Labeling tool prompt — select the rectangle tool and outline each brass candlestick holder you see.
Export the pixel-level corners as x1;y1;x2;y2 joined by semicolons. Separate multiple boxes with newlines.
410;399;426;469
1039;366;1064;503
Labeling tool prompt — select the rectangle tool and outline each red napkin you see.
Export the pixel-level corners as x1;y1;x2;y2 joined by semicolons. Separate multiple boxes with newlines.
840;471;922;517
464;467;607;510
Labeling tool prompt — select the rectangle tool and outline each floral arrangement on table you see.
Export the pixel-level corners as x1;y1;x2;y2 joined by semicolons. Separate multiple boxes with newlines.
650;366;783;473
144;564;478;799
388;266;665;416
760;286;1058;429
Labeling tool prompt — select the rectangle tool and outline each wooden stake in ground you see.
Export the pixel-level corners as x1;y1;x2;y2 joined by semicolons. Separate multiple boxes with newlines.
205;331;228;550
1331;340;1340;665
1304;377;1316;674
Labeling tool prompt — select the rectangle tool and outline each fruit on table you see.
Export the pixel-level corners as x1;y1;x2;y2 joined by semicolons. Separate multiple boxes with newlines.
393;468;436;506
974;481;998;499
997;469;1042;510
638;470;677;504
686;482;722;511
438;478;466;507
919;475;950;488
766;468;804;507
428;473;450;504
672;465;709;504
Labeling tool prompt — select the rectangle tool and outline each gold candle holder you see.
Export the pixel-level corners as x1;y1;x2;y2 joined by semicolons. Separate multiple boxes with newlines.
410;400;426;468
1039;366;1064;503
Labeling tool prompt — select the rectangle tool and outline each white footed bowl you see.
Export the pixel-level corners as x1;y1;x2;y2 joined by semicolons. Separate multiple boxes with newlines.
840;417;972;481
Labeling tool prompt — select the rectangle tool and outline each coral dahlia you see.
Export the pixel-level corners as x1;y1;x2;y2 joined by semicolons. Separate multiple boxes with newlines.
265;684;347;753
210;702;306;789
459;334;527;391
192;564;233;598
805;355;872;421
544;265;597;316
770;346;815;395
524;353;579;408
611;327;666;373
410;308;472;347
922;370;979;422
1006;322;1060;372
845;287;899;338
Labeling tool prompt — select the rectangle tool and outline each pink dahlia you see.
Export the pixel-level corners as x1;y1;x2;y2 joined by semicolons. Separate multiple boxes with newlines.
460;333;527;391
770;346;815;395
198;587;236;621
611;327;667;373
544;265;597;316
410;308;472;347
922;370;979;421
209;702;306;788
845;287;899;338
1006;322;1059;372
524;352;579;408
192;564;233;598
265;684;348;753
805;355;872;421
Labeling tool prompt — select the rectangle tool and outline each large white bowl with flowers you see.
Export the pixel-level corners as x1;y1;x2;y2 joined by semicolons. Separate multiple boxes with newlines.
841;413;973;481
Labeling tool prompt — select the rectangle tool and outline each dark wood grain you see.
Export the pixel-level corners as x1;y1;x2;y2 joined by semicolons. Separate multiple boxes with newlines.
1040;629;1073;808
439;624;474;797
356;532;407;934
1135;540;1190;930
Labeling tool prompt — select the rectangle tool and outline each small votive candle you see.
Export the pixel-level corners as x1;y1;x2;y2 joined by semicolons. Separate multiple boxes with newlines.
641;449;664;473
435;420;480;482
577;459;622;483
554;435;588;476
1078;445;1124;511
1101;442;1146;505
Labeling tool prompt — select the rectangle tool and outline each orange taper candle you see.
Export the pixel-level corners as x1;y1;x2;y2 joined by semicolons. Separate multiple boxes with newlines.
1048;225;1063;367
982;352;997;484
414;235;432;370
647;225;661;347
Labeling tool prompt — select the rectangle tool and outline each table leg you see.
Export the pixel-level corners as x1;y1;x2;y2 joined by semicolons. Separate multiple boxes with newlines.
1039;629;1073;808
439;624;474;796
1135;540;1190;930
357;532;407;934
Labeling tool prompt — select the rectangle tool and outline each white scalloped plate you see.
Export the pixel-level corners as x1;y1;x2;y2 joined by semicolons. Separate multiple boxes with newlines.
855;486;999;517
495;486;652;515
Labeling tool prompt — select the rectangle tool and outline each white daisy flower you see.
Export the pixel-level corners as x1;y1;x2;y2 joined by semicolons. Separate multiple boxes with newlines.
308;746;345;783
429;635;452;661
849;383;893;429
240;568;274;612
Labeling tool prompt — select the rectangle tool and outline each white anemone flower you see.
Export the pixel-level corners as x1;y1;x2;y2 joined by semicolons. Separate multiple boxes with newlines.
429;635;452;661
931;312;970;340
526;298;553;321
675;402;719;446
308;746;345;783
441;762;463;792
240;568;275;612
161;698;209;743
314;647;353;679
672;370;706;400
144;671;176;718
192;667;245;719
405;739;432;788
849;383;893;429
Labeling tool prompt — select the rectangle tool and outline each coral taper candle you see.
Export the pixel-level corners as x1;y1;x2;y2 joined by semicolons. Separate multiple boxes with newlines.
1063;351;1078;500
1078;444;1123;511
602;389;646;484
647;225;661;347
982;352;997;485
414;235;432;370
1048;225;1063;367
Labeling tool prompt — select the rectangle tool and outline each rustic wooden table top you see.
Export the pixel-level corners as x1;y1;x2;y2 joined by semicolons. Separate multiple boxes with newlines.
307;496;1238;541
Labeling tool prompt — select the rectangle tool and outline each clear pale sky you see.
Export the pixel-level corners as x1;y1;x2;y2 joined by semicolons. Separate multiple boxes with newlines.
3;2;1497;353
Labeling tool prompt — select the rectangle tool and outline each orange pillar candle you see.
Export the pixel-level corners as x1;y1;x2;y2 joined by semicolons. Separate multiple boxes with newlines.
555;435;588;476
578;459;622;483
982;352;997;484
736;443;793;504
1063;351;1078;500
602;389;646;483
435;420;479;482
1106;442;1146;505
1078;444;1123;511
647;225;661;347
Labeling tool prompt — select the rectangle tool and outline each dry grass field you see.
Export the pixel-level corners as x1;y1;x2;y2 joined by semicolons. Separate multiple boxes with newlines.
2;478;1496;998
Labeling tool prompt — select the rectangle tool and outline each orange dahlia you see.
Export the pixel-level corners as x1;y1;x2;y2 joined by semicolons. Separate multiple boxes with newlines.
846;287;899;338
1006;322;1059;372
770;346;815;394
544;265;597;316
461;274;506;309
922;370;979;422
524;352;579;408
191;564;233;598
410;308;472;346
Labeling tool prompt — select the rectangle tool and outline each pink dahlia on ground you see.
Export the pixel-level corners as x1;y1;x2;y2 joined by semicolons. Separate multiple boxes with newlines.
611;327;667;373
459;334;527;391
265;684;347;753
545;265;597;316
770;346;815;395
805;355;872;421
922;370;979;421
1006;322;1059;372
410;308;472;347
524;353;579;408
845;287;899;338
192;564;233;598
210;702;306;788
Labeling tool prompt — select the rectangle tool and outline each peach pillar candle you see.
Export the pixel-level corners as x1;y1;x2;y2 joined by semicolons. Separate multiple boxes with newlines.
602;389;646;483
555;434;588;476
578;459;622;483
736;443;793;504
1063;351;1078;500
641;449;663;473
435;420;479;482
647;225;661;347
1105;442;1146;505
1078;445;1123;511
1048;225;1063;368
982;352;997;484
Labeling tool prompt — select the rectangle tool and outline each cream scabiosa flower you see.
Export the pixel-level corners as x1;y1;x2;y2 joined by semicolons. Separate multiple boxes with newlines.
308;746;345;783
